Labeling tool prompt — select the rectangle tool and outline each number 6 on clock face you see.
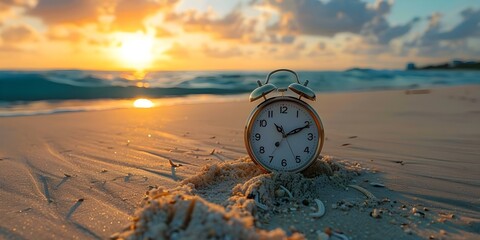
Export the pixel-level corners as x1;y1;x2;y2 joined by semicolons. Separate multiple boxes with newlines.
245;96;325;172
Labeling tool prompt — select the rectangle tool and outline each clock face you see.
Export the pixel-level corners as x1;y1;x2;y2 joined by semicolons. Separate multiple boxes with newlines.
245;97;324;172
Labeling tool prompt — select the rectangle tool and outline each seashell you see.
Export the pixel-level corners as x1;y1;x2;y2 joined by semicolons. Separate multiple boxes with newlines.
339;204;349;211
370;208;381;218
275;189;285;198
169;159;182;167
370;182;385;188
254;194;268;211
348;184;377;200
316;231;329;240
439;213;454;219
404;228;413;235
331;232;350;240
279;185;293;199
309;199;325;218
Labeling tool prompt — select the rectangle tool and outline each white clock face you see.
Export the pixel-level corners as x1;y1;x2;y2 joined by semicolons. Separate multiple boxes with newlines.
246;97;323;172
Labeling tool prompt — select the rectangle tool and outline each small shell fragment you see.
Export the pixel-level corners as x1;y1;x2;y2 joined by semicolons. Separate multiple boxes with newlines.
348;184;377;200
168;159;182;168
316;231;329;240
331;232;350;240
254;194;268;211
309;199;325;218
279;185;293;199
370;208;381;218
369;182;385;188
274;189;285;198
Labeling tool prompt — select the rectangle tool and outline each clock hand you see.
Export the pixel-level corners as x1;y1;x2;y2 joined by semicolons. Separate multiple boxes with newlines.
274;123;286;137
270;138;284;155
284;138;296;159
285;122;310;137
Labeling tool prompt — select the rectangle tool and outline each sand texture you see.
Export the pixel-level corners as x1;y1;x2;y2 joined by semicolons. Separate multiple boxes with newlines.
1;86;479;239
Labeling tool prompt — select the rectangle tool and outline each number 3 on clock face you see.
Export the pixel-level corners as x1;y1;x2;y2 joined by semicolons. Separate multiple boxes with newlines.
245;96;325;172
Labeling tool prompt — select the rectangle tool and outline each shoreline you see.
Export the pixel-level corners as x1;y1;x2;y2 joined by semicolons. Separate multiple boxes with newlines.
1;84;478;118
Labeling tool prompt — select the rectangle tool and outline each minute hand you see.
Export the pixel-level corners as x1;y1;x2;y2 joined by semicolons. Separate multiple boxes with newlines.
285;123;310;137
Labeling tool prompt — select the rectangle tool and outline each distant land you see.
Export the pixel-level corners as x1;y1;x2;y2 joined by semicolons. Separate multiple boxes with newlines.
406;60;480;70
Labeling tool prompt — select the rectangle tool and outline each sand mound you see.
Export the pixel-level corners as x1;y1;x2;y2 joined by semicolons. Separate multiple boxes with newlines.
113;156;359;240
112;184;303;240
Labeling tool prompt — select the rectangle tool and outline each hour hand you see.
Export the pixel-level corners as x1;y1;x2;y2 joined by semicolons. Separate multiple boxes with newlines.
274;123;285;136
286;122;310;137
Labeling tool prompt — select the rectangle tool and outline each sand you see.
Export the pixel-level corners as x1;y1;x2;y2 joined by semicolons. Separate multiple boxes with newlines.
0;85;479;239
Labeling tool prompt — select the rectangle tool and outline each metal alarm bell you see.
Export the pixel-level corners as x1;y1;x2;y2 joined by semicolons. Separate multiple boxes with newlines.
288;80;316;101
249;69;316;102
249;82;277;102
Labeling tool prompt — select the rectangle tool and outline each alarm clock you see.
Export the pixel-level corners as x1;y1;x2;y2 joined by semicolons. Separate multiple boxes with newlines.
244;69;324;172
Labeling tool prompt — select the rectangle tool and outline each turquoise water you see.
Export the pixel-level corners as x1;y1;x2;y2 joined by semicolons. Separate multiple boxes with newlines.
1;69;479;116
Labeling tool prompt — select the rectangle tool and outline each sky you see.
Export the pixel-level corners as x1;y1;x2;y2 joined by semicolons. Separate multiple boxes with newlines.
0;0;479;71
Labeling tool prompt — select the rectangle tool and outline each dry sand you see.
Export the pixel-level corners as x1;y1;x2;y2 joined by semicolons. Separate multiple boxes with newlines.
0;85;479;239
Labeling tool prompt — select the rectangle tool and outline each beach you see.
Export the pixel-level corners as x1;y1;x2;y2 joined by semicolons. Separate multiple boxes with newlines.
1;85;479;239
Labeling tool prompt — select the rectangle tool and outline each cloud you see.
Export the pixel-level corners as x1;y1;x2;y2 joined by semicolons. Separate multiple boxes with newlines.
155;26;172;37
254;0;394;36
27;0;177;31
169;8;257;41
376;18;419;44
267;34;295;44
0;45;24;52
1;24;37;43
111;0;178;32
317;41;326;50
0;0;34;9
363;17;420;45
422;8;480;43
46;25;85;43
407;8;480;57
0;0;34;23
164;42;189;57
202;44;243;58
28;0;101;25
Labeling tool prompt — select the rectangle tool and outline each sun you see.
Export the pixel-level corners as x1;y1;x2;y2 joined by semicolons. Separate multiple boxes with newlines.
118;33;154;70
133;98;154;108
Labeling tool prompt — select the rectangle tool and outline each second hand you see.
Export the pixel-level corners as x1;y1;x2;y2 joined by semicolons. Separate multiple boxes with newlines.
284;138;296;159
269;138;284;156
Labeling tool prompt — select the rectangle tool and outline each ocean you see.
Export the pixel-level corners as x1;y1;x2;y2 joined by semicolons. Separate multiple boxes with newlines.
1;69;479;117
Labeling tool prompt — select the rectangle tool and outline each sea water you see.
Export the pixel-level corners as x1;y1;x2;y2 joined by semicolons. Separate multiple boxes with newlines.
1;69;479;116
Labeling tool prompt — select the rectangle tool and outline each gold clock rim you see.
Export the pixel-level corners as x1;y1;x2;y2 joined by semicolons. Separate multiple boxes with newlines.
244;96;325;173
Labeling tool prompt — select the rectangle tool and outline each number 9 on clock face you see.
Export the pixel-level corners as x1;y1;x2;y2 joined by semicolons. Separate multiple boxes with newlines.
245;97;325;172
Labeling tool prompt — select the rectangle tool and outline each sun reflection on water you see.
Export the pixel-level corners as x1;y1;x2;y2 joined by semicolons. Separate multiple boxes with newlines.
133;98;154;108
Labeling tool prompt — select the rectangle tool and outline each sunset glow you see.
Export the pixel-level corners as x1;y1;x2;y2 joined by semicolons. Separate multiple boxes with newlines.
118;33;154;70
0;0;478;70
133;99;154;108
